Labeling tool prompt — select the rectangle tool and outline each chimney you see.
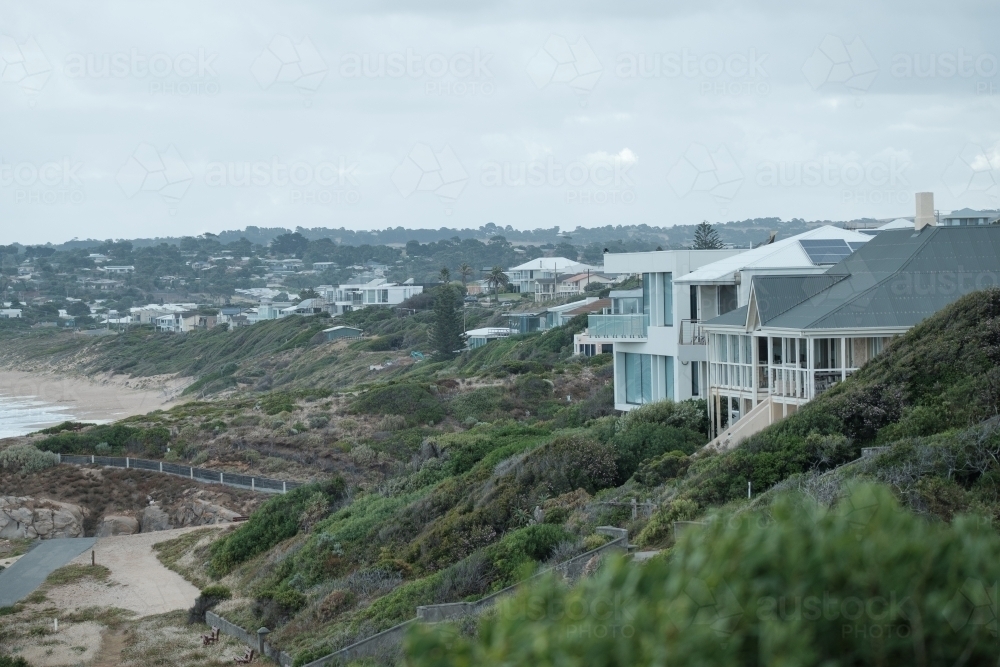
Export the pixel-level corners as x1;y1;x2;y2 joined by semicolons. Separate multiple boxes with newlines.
914;192;936;230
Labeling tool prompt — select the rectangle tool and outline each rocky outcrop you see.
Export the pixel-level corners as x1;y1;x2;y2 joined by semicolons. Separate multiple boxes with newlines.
140;505;172;533
171;498;241;527
96;515;140;537
0;496;85;539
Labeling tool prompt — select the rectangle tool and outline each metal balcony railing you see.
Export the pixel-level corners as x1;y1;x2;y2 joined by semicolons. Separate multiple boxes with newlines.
587;314;647;339
678;319;706;345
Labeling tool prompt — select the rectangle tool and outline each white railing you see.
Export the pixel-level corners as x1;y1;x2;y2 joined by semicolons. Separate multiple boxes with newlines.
678;319;706;345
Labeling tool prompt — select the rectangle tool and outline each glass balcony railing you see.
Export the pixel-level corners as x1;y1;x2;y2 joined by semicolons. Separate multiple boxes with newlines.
587;314;647;339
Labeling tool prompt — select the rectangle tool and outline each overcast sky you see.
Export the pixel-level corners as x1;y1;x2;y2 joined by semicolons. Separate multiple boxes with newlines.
3;1;1000;244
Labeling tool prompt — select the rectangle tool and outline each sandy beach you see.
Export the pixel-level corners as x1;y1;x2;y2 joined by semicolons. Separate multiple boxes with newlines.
0;371;186;434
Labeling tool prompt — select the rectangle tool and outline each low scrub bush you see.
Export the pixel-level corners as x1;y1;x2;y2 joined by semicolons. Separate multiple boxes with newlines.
0;445;58;474
407;485;1000;666
349;383;445;426
209;477;346;576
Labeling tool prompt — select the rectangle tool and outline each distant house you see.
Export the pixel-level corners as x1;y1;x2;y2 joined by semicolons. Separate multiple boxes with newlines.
312;262;338;271
282;298;326;316
99;265;135;274
464;327;514;349
0;309;22;319
939;208;1000;226
505;257;606;301
323;325;363;341
557;272;615;295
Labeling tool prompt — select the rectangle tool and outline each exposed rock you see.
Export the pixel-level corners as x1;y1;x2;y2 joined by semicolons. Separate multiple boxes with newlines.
96;515;139;537
0;496;86;539
171;498;241;527
140;505;171;533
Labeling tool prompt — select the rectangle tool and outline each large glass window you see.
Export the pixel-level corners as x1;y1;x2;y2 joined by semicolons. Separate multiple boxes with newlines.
624;353;653;405
661;273;673;326
719;285;737;314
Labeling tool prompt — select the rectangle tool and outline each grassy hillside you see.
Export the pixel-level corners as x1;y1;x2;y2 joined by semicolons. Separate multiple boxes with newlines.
10;288;1000;666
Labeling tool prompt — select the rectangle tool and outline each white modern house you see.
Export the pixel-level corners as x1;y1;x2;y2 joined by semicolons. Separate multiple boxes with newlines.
464;327;514;349
597;249;744;410
0;309;22;318
320;280;423;314
596;223;879;412
700;192;1000;449
505;257;604;301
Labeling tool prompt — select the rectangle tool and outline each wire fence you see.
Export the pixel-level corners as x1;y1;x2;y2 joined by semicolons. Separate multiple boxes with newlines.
57;454;302;494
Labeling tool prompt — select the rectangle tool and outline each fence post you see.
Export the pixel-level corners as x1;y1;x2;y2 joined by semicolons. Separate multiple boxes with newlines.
220;472;223;484
57;453;61;464
190;467;193;479
283;481;287;494
91;455;95;464
126;457;129;469
159;462;163;472
251;478;255;491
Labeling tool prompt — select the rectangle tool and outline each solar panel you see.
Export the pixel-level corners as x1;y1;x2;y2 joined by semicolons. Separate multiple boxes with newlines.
799;239;852;264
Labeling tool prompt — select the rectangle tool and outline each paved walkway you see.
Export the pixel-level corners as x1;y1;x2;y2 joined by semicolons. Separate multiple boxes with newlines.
0;537;97;607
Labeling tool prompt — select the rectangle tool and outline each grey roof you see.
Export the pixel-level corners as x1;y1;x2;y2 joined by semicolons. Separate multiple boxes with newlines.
746;226;1000;331
705;305;749;327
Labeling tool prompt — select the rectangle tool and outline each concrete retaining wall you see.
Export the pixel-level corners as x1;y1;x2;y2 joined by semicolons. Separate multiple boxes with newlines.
58;454;301;494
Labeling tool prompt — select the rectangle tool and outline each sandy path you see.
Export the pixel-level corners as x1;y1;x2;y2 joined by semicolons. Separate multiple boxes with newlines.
53;526;225;617
0;370;184;427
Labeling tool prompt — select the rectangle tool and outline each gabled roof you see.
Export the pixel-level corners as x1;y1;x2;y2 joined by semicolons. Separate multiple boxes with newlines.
675;225;871;284
725;226;1000;332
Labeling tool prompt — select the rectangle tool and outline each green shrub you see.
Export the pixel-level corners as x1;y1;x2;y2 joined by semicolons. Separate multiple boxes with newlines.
633;450;691;486
260;392;295;415
483;524;571;587
0;445;58;474
208;478;346;576
513;375;552;404
609;423;704;484
349;383;445;426
449;386;508;423
0;656;32;667
408;485;1000;666
200;585;231;599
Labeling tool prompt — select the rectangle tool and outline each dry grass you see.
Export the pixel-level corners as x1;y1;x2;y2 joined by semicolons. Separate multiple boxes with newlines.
153;527;227;589
44;564;111;587
118;609;251;667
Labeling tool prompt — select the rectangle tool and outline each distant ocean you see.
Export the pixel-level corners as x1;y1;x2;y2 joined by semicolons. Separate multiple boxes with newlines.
0;395;75;439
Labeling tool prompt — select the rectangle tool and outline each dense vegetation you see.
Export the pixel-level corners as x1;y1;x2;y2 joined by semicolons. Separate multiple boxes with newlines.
407;485;1000;666
9;278;1000;665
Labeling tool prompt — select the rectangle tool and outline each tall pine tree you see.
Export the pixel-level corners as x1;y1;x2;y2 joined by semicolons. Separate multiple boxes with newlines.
692;221;724;249
431;284;464;360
